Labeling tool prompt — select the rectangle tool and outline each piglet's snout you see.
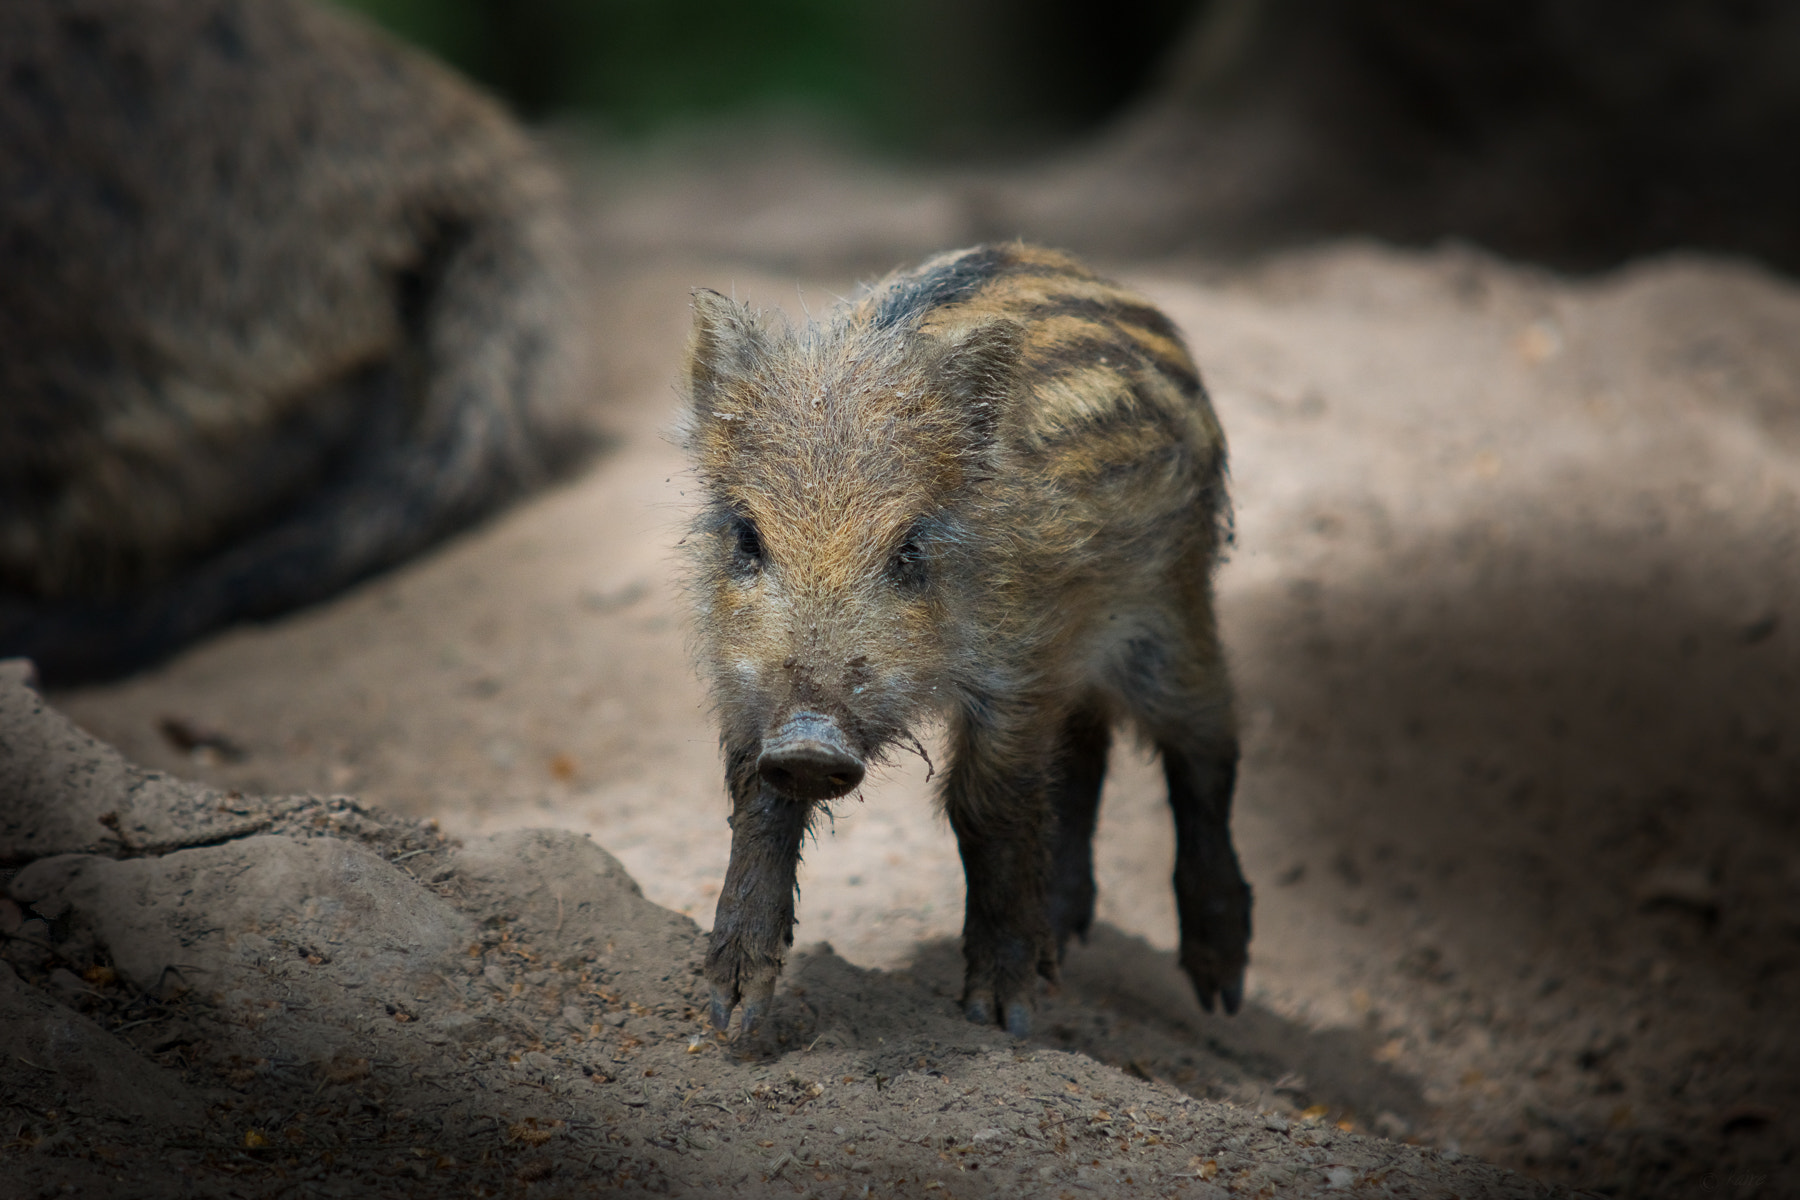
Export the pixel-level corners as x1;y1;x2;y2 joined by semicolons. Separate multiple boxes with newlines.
757;712;864;801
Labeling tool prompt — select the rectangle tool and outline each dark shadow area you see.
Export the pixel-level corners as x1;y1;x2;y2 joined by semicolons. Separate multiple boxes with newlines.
1217;505;1800;1191
1237;514;1799;986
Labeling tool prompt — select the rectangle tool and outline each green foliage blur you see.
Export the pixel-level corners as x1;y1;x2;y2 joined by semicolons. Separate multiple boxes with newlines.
330;0;1201;152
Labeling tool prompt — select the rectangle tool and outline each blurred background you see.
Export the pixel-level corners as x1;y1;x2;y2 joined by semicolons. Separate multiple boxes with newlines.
331;0;1199;153
332;0;1800;272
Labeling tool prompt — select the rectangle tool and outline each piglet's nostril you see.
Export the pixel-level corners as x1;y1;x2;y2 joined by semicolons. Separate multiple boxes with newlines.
757;712;864;801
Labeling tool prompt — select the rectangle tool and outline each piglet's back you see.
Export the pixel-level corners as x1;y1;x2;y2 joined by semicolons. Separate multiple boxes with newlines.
852;243;1231;574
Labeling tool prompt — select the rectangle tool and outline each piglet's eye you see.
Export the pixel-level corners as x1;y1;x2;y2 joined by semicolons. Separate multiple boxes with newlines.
889;527;928;591
730;514;763;568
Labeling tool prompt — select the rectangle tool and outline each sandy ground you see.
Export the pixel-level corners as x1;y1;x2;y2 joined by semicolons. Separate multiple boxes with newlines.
0;660;1545;1198
29;155;1800;1198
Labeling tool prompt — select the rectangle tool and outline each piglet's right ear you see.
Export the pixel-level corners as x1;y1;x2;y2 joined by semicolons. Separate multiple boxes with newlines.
686;289;765;418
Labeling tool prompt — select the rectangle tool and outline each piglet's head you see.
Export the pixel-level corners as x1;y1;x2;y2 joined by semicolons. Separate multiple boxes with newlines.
679;288;1019;801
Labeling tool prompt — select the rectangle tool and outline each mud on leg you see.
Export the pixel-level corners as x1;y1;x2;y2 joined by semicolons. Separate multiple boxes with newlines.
705;744;812;1036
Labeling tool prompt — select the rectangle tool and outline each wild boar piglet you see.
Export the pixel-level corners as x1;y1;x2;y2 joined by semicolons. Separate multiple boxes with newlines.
682;243;1250;1038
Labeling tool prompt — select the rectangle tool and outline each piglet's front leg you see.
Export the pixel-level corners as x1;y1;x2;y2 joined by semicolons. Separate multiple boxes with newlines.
705;758;810;1037
944;713;1059;1038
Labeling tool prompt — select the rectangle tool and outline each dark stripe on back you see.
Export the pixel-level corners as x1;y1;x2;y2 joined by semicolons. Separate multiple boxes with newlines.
1022;359;1195;457
1022;329;1203;398
1027;294;1189;352
871;246;1079;332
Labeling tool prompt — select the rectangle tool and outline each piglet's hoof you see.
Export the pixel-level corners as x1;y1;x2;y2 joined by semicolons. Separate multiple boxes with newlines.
1180;943;1247;1015
706;962;778;1037
963;992;1034;1037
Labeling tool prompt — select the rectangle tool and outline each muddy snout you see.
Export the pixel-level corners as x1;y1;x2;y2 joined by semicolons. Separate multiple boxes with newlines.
757;712;865;801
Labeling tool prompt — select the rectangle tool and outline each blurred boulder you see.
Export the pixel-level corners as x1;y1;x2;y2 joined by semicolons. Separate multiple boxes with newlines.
1027;0;1800;271
0;0;593;683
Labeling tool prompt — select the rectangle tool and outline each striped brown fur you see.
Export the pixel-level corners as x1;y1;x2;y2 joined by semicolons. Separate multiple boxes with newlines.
683;243;1249;1038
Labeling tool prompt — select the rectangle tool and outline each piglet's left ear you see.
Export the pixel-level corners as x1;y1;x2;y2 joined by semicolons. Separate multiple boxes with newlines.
685;289;768;420
933;320;1021;448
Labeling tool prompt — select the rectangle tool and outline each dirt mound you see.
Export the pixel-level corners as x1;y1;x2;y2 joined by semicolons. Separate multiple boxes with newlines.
1;660;1545;1197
